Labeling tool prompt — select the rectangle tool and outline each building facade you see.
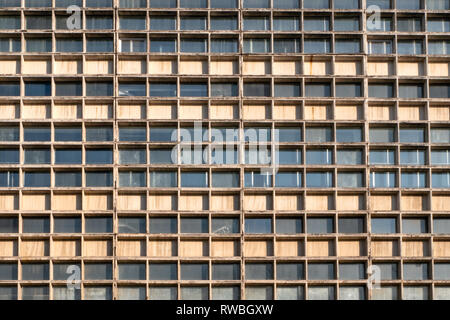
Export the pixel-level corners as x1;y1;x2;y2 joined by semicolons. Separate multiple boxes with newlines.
0;0;449;300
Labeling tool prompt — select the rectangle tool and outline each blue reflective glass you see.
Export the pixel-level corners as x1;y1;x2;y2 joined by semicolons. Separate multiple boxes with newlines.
0;171;18;187
306;172;333;188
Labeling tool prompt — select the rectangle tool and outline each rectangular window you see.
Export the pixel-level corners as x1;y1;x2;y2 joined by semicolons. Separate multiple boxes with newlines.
120;39;146;53
366;0;391;9
371;171;396;188
305;83;331;97
24;172;50;187
212;172;239;188
211;39;238;53
274;39;300;53
335;0;359;9
0;264;18;281
180;17;206;30
211;83;238;97
86;16;113;29
427;0;450;10
0;126;18;140
0;149;19;164
86;149;113;164
245;171;272;187
0;38;21;52
119;217;146;233
55;171;82;187
373;263;398;280
308;263;335;280
273;17;299;31
54;217;81;233
56;39;83;52
402;218;428;234
304;0;329;8
275;171;302;188
150;218;177;234
244;17;269;31
0;217;18;233
150;16;176;30
369;84;393;98
86;127;113;141
398;84;424;98
403;263;429;281
273;0;299;8
368;40;392;54
338;217;365;233
335;39;361;53
397;40;423;55
86;82;113;96
276;218;302;234
372;218;397;234
400;128;425;143
22;263;49;281
212;218;239;234
181;172;208;188
307;218;334;233
370;149;395;165
86;0;112;6
24;127;50;141
150;171;177;187
397;0;421;9
432;172;450;188
150;83;177;97
210;17;237;30
0;0;21;6
55;82;82;96
431;129;450;144
336;127;362;142
400;150;426;165
0;171;19;187
308;286;334;300
244;83;271;97
180;39;207;53
334;17;360;31
149;264;177;280
397;18;422;32
243;0;270;8
119;83;146;96
277;263;304;280
150;39;176;53
85;263;113;280
246;263;273;280
212;264;240;280
276;149;302;165
427;18;450;32
304;39;330;53
181;218;208;233
25;82;51;96
243;39;270;53
338;172;364;188
431;150;450;165
85;217;112;233
180;0;206;7
85;171;113;187
304;17;330;31
55;149;81;164
430;85;450;98
337;149;362;165
120;16;146;30
23;217;49;233
118;263;145;280
335;83;361;97
429;41;450;55
245;218;272;234
180;83;208;97
26;38;52;52
211;0;237;7
86;39;114;52
435;263;450;280
370;128;395;143
119;171;146;187
0;15;21;29
119;149;146;165
25;149;50;164
120;0;146;8
306;149;333;164
339;263;365;280
26;15;51;29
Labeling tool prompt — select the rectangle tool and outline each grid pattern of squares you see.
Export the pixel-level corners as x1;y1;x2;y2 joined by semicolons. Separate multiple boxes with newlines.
0;0;449;300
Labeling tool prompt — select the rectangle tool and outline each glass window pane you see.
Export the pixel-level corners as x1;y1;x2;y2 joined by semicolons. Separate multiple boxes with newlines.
304;17;330;31
431;128;450;143
212;172;239;188
118;263;145;280
369;84;393;98
180;218;208;233
339;263;365;280
339;286;365;300
22;286;49;300
24;127;50;141
338;218;364;233
0;217;18;233
372;218;397;234
0;171;18;187
54;217;81;233
150;171;177;187
22;263;49;280
212;264;240;280
304;0;329;8
276;218;302;234
84;286;112;300
337;149;362;165
55;171;82;187
0;263;17;280
23;217;50;233
150;218;177;234
181;172;208;188
306;172;333;188
212;287;240;300
308;263;335;280
370;149;395;165
24;172;50;187
85;171;113;187
181;264;208;280
85;217;112;233
212;218;239;234
85;263;112;280
404;263;429;281
243;0;270;8
402;218;427;234
150;39;176;53
246;286;273;300
277;263;304;280
370;128;395;142
334;17;360;31
245;218;272;234
118;217;146;233
149;286;177;300
246;263;273;280
307;218;333;233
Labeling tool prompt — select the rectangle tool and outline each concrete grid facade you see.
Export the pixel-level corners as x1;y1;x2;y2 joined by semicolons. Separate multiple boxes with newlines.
0;0;448;300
